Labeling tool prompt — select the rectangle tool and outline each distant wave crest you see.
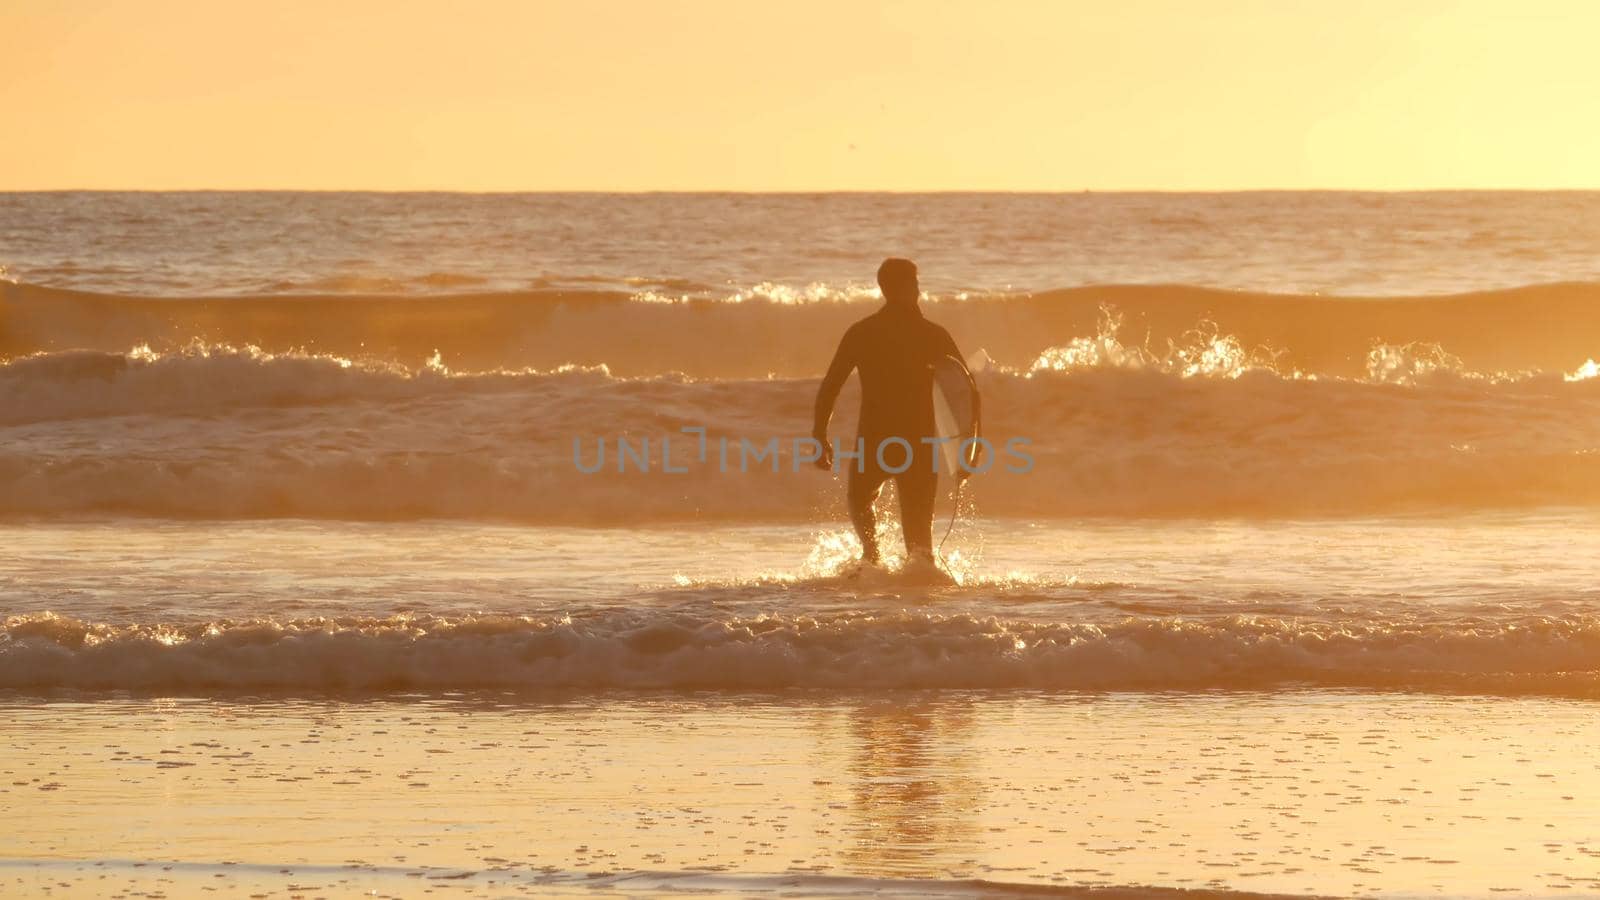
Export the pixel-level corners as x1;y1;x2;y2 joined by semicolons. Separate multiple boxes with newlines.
11;279;1600;378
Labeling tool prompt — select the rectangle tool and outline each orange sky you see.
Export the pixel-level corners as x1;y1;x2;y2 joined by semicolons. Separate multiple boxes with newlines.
4;0;1597;191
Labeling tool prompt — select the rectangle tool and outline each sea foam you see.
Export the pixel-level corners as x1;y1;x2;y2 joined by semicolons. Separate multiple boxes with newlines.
5;609;1598;695
5;332;1600;520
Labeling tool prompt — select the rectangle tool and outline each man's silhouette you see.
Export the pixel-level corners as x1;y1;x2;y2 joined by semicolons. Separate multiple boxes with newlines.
813;258;967;566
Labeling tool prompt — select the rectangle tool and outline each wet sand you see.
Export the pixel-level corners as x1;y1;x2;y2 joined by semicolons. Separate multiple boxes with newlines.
5;691;1598;897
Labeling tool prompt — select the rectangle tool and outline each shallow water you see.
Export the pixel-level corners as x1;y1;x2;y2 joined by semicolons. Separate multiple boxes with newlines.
5;691;1598;897
5;513;1600;695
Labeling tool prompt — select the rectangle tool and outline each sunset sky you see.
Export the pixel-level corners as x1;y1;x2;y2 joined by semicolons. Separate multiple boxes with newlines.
5;0;1597;191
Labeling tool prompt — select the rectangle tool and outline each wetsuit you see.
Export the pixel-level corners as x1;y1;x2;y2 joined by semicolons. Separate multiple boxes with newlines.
813;301;964;561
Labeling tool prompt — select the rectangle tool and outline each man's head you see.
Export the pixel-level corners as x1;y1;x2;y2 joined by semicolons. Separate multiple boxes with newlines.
877;257;919;307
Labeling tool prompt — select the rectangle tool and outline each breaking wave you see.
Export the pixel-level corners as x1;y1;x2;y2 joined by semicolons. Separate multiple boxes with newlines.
5;331;1600;520
10;279;1600;378
5;610;1598;696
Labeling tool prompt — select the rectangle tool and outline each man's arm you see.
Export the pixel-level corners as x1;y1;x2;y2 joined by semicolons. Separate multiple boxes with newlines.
812;328;858;468
935;325;964;371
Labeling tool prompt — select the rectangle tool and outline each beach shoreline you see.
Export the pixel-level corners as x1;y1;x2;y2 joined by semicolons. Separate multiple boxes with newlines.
6;691;1597;897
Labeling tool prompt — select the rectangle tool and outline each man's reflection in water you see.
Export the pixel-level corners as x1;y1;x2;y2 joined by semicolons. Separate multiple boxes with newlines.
834;696;985;877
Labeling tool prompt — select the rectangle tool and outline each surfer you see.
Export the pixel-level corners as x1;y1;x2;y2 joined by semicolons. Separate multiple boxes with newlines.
813;258;969;568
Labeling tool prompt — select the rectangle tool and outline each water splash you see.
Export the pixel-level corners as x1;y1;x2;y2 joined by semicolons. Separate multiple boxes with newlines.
1028;307;1281;379
1567;359;1600;382
1364;342;1465;385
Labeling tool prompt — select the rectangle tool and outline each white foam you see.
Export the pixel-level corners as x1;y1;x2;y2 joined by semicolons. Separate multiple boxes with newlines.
5;340;1600;521
4;610;1598;694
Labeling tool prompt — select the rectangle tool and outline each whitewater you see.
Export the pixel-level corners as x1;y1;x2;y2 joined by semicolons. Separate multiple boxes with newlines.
5;325;1600;522
6;510;1600;697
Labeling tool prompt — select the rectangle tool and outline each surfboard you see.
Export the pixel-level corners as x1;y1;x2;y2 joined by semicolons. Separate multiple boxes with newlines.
931;354;980;478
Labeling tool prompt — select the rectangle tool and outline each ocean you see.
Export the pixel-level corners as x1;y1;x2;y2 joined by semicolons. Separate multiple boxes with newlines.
4;191;1600;897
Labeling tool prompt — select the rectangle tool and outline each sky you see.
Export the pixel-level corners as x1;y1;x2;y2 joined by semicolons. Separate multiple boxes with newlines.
4;0;1598;191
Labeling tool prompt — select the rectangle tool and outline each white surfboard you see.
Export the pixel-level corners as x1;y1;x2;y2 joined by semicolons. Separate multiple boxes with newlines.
930;354;980;478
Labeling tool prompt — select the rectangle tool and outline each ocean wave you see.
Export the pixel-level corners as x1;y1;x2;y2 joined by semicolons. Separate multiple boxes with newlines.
5;337;1600;520
0;342;611;426
5;610;1598;695
261;271;493;294
10;279;1600;378
629;280;886;305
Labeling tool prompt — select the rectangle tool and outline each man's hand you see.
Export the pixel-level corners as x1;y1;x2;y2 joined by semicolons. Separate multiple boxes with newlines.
813;435;834;471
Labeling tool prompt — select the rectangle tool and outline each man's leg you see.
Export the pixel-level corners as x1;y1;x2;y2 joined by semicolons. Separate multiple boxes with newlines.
846;466;889;563
897;468;939;562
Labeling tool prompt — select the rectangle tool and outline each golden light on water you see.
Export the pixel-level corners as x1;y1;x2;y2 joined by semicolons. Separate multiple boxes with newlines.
8;3;1600;897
